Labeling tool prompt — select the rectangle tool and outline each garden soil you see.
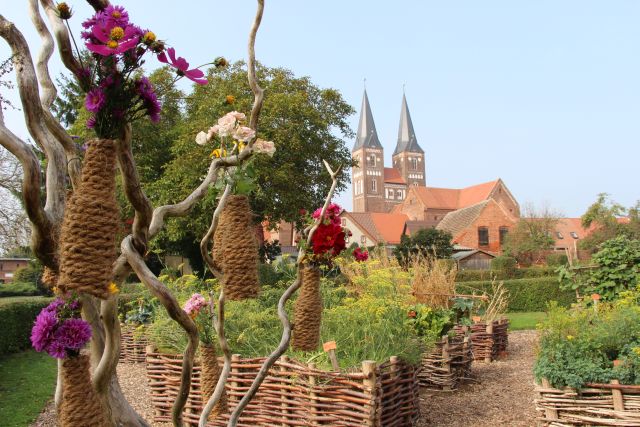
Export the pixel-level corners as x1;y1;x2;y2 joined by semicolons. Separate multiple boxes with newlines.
33;330;538;426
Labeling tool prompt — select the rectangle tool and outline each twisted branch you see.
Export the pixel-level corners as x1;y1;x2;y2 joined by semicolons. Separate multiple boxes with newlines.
227;161;341;426
122;236;199;427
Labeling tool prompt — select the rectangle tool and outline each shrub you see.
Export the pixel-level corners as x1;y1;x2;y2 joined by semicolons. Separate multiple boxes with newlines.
534;291;640;388
0;298;52;355
455;267;555;282
258;262;285;287
545;253;568;267
457;277;575;312
0;281;40;297
491;255;517;276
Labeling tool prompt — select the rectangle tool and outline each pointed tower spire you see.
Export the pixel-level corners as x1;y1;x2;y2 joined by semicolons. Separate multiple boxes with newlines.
393;93;423;155
353;89;383;151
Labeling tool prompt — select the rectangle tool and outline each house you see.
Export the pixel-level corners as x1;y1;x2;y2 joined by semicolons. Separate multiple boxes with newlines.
340;211;409;248
0;257;30;284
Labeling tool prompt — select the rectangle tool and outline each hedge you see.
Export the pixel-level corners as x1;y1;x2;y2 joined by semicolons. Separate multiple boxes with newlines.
0;281;41;297
0;298;51;355
456;267;556;282
456;277;575;312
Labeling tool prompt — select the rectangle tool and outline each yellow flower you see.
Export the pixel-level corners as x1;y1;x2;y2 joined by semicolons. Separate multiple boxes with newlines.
142;31;156;45
107;282;120;295
633;347;640;357
52;286;59;294
238;142;246;152
566;335;574;341
225;95;235;104
210;148;227;158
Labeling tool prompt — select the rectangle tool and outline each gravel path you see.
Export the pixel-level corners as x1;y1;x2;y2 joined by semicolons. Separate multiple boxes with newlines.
419;330;538;426
34;330;538;426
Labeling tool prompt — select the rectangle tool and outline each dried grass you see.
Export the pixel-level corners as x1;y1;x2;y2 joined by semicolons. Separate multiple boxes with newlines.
410;253;457;308
483;279;509;322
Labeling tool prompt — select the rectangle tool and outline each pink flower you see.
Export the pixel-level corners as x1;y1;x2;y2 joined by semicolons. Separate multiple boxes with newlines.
228;111;246;121
207;125;221;139
216;114;237;137
157;48;207;85
312;203;342;225
353;247;369;262
183;293;207;316
85;23;140;56
86;116;96;129
85;88;106;113
233;126;256;142
253;139;276;157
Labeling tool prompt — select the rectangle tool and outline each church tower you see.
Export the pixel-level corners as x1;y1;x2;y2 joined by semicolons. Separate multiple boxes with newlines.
392;94;425;187
352;89;385;212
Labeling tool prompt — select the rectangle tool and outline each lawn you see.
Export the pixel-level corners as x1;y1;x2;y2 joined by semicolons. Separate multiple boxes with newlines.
506;311;547;330
0;350;56;427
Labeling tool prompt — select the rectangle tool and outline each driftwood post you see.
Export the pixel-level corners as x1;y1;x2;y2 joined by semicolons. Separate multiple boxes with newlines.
362;360;378;427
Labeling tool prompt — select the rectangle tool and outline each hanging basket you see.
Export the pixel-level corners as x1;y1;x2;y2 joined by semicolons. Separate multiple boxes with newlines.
59;354;110;427
58;139;119;299
216;195;259;300
292;265;322;352
200;344;227;419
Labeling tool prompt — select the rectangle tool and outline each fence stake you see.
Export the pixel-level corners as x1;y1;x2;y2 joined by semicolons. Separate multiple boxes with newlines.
308;362;319;426
362;360;378;427
611;379;625;412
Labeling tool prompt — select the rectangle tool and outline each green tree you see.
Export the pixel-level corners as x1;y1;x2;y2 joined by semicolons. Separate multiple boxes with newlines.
503;204;558;265
393;228;454;265
580;193;640;251
586;235;640;300
151;62;354;265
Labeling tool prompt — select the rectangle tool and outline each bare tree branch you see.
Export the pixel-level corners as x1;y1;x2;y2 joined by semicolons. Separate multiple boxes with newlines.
28;0;56;108
247;0;265;131
227;162;342;426
122;236;199;427
38;0;82;76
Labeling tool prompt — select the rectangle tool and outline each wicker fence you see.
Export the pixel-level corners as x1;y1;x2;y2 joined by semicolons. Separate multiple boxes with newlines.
455;319;509;363
418;334;473;390
119;324;148;363
535;379;640;426
146;349;420;426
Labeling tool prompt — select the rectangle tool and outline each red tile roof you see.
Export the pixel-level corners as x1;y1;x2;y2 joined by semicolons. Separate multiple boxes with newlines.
344;212;409;244
552;218;594;248
384;168;406;184
412;180;499;210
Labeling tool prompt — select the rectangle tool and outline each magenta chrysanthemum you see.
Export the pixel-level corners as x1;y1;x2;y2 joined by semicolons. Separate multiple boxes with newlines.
135;77;162;123
30;310;58;352
85;88;106;113
54;318;92;350
86;116;96;129
157;48;207;85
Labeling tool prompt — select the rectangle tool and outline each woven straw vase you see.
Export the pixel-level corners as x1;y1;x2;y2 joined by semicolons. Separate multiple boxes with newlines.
58;139;119;299
292;265;322;352
200;344;227;419
215;195;259;300
59;354;110;427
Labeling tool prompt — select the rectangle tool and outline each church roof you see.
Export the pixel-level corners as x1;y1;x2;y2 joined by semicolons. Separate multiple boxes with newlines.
393;93;423;155
384;168;406;184
353;89;383;151
412;180;499;210
436;200;490;238
345;212;408;244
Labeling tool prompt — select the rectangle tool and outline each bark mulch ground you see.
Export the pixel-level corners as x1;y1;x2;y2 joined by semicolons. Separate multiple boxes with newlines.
34;330;538;426
419;330;538;426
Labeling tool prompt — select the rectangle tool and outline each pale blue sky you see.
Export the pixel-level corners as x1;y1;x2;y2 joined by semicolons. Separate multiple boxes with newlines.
2;1;639;216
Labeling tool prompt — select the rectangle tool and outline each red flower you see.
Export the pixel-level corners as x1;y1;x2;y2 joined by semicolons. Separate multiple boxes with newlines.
353;247;369;262
310;222;346;257
408;310;417;318
299;209;307;216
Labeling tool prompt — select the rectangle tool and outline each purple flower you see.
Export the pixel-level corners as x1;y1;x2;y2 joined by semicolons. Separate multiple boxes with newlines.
85;88;106;113
101;5;129;27
54;318;92;350
43;298;64;315
31;310;58;352
157;48;207;85
135;77;162;123
86;22;140;57
47;341;67;359
86;116;96;129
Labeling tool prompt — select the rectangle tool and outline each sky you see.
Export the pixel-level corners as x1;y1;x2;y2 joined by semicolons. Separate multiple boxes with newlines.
2;1;639;217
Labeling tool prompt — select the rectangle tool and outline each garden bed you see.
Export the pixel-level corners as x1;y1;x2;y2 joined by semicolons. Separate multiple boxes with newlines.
418;334;473;391
119;324;148;363
145;349;420;426
454;319;509;363
535;379;640;426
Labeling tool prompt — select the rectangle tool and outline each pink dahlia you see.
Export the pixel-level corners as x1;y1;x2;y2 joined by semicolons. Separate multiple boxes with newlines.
158;48;207;85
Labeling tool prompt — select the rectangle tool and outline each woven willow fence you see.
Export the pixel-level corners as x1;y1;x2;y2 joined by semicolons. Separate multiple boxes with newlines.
418;334;473;390
455;318;509;363
145;349;420;426
535;379;640;426
119;324;148;363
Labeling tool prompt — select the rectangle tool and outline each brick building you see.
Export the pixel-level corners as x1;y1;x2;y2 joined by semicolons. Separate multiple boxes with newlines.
349;89;520;253
0;257;30;284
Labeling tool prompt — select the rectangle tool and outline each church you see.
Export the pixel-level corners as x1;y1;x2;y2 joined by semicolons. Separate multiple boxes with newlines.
345;90;521;254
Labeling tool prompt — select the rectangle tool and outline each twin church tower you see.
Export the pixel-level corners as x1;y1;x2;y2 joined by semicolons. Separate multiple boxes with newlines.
352;90;426;213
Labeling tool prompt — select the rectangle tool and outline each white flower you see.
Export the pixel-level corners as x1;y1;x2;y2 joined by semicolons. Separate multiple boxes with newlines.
227;111;246;121
233;126;256;142
195;131;208;145
253;139;276;157
207;125;220;140
217;114;236;137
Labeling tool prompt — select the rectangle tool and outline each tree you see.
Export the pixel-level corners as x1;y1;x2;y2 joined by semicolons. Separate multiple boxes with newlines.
502;203;559;265
0;146;30;253
580;193;640;251
393;228;454;265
